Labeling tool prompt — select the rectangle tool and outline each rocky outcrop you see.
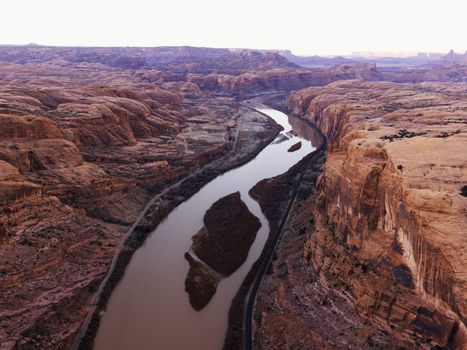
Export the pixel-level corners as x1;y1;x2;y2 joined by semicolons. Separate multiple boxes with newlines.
442;50;467;66
192;192;261;275
185;192;261;310
287;141;302;152
0;139;83;172
0;114;62;139
184;253;219;311
255;80;466;348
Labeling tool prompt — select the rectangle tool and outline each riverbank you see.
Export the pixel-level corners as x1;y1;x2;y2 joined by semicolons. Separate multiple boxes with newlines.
75;105;282;350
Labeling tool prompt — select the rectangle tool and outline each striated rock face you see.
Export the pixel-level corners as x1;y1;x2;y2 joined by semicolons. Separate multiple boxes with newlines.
0;139;83;172
262;80;466;348
185;192;261;310
0;114;62;139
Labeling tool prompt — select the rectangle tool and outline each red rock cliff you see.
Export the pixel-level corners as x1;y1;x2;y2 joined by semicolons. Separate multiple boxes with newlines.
287;80;467;348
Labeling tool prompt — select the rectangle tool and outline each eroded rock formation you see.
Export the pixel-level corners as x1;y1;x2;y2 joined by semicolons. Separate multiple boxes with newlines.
287;141;302;152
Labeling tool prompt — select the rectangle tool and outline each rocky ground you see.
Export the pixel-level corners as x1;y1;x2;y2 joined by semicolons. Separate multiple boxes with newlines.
254;81;467;349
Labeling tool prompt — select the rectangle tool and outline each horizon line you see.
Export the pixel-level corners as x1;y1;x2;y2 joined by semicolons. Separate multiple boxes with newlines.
0;43;463;58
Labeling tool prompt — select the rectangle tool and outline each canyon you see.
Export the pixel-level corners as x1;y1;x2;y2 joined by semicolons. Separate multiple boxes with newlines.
0;46;465;350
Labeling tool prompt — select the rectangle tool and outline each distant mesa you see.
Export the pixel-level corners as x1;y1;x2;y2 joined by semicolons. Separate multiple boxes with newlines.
442;49;467;66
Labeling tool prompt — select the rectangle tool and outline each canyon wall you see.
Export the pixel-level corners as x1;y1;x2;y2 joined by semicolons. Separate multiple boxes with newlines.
282;80;466;348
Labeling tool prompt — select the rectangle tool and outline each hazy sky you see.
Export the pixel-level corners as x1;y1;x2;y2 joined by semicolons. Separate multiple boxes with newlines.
1;0;466;55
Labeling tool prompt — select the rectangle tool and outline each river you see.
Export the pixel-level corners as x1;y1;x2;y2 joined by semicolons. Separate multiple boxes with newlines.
93;100;321;350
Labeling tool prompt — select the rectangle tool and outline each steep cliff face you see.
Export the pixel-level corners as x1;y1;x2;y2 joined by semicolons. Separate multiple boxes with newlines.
285;80;467;347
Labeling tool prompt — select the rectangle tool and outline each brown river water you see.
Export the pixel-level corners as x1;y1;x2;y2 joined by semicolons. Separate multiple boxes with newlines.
93;101;321;350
